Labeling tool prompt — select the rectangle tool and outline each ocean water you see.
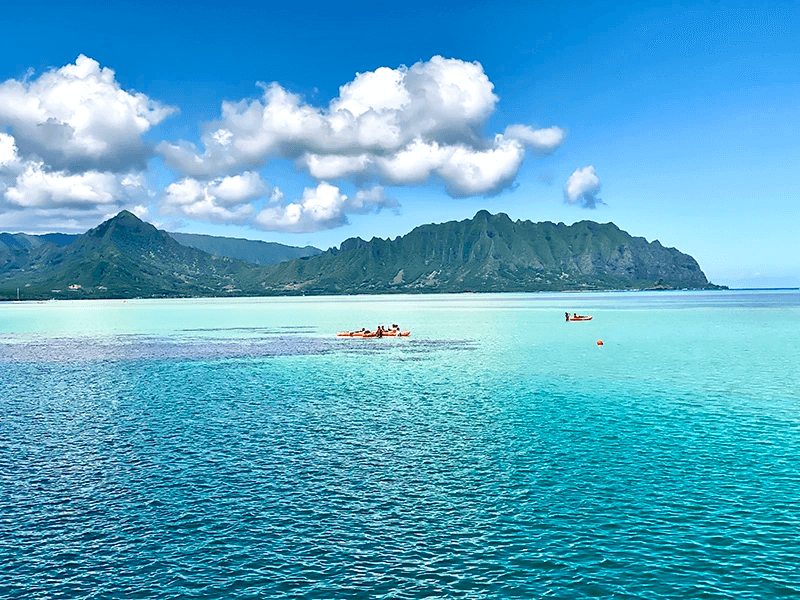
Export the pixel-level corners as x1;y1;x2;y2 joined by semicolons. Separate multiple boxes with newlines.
1;290;799;599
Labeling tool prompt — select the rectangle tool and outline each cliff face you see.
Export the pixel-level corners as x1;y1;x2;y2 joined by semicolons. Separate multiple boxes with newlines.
254;211;712;294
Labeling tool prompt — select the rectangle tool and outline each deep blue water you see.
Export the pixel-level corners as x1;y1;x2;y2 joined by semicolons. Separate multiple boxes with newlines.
1;291;799;598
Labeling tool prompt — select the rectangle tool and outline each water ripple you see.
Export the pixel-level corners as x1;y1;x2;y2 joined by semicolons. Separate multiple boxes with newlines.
2;298;799;598
0;334;476;364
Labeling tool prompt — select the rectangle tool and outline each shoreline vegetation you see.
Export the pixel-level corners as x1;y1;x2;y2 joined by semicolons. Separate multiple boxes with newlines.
6;287;797;304
3;288;744;303
2;210;727;301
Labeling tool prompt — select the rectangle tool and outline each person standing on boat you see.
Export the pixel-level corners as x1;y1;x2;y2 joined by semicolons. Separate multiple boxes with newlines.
565;312;570;322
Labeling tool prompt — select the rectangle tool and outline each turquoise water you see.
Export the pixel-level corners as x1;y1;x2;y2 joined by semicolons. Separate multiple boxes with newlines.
1;290;799;598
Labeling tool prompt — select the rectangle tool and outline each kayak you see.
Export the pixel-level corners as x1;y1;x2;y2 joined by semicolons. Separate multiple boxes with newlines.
337;331;410;337
568;316;593;321
336;331;410;337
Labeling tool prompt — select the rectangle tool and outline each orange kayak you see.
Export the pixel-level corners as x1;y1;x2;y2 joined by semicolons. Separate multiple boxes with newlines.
568;316;593;321
337;331;410;337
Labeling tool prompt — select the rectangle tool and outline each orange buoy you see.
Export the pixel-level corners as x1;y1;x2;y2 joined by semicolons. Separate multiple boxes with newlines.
597;339;604;346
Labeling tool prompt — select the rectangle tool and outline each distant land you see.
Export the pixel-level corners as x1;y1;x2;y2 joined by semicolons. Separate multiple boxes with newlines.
0;210;723;300
168;232;320;265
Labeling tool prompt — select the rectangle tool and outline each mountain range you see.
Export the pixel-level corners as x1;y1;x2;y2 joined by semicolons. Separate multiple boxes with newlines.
0;210;720;300
167;232;320;265
0;229;319;267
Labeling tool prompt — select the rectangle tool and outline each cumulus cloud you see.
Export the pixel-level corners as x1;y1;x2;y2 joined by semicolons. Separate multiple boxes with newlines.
0;57;178;231
435;137;525;197
0;55;176;172
254;183;398;233
373;135;525;197
0;156;154;232
2;55;571;233
158;56;564;199
5;163;119;208
1;128;150;213
161;172;399;233
564;166;603;209
504;125;566;154
161;171;267;223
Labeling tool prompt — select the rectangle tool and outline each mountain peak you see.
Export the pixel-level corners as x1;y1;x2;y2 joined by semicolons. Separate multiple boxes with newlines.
472;210;512;225
76;209;164;255
92;210;150;234
105;210;150;228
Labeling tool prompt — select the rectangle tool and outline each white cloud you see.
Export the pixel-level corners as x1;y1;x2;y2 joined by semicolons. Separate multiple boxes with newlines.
208;171;266;204
162;177;205;207
170;195;254;223
298;153;374;180
120;172;149;191
0;55;176;172
161;171;266;224
0;158;153;232
211;128;233;147
330;66;410;117
376;135;525;196
437;137;526;197
268;187;284;205
376;138;449;185
2;55;570;233
130;204;150;221
254;183;398;233
0;133;20;169
564;165;603;208
504;125;566;154
5;162;126;209
159;56;563;199
347;185;400;214
0;57;175;231
254;182;348;232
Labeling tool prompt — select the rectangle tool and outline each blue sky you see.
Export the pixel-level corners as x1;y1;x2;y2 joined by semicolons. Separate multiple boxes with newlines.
0;0;797;287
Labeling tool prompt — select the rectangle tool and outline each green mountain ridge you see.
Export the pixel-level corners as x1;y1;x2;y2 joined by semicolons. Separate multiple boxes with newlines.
253;210;716;294
0;210;721;300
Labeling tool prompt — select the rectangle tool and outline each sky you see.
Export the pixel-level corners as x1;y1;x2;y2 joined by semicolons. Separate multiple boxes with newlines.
0;0;798;288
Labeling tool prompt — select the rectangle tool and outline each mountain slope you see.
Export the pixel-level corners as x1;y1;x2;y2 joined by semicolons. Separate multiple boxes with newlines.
252;211;713;294
169;231;320;265
1;211;259;299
